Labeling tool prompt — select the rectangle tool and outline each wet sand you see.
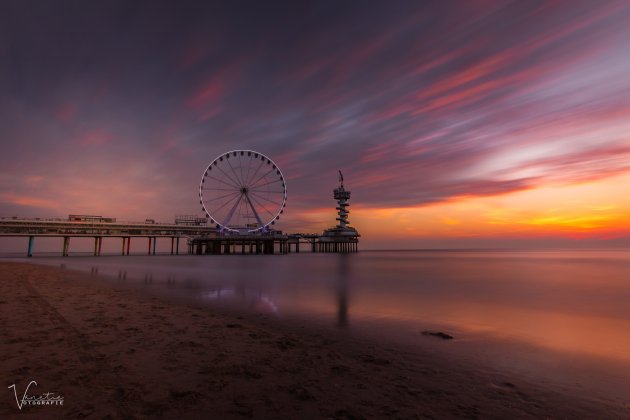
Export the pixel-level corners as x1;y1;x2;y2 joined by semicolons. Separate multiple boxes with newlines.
1;262;627;419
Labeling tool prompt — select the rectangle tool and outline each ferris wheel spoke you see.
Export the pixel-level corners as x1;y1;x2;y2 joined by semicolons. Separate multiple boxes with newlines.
245;159;266;186
249;193;276;217
226;157;244;185
207;190;240;203
205;173;240;189
215;162;242;188
203;187;241;192
210;192;241;215
237;153;245;185
250;167;276;188
238;154;247;187
249;189;285;195
250;178;282;189
250;191;283;207
221;193;244;227
243;154;254;188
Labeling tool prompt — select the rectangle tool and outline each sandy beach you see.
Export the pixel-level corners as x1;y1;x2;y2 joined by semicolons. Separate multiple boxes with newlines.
1;262;627;419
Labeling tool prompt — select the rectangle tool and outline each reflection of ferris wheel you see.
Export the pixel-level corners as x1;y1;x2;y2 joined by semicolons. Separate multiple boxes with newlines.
199;150;287;233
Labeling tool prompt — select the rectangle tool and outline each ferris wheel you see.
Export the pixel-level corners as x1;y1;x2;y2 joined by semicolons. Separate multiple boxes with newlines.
199;150;287;233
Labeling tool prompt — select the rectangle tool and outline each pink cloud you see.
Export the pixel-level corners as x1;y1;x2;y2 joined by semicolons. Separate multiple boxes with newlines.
55;103;76;121
0;193;60;210
77;129;112;146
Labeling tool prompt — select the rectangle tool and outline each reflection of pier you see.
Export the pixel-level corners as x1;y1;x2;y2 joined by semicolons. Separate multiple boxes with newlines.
205;287;279;314
337;254;349;327
0;217;214;257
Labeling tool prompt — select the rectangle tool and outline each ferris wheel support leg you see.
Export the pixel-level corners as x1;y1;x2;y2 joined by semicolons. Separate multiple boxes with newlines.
221;194;244;228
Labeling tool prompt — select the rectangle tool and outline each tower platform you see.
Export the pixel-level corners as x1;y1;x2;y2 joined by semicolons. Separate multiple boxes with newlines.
317;171;360;253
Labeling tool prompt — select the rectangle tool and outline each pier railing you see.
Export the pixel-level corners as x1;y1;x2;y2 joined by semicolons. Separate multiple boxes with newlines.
0;217;217;257
0;217;215;237
0;218;358;256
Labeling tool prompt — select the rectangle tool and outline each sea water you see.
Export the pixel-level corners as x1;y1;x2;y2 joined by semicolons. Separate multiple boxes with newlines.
7;249;630;401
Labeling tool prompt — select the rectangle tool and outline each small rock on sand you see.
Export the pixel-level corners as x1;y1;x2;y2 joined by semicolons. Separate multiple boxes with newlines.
422;331;454;340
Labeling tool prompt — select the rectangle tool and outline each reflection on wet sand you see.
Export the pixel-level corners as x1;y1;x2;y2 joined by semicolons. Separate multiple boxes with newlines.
49;251;630;368
204;287;279;314
337;254;349;328
93;256;352;323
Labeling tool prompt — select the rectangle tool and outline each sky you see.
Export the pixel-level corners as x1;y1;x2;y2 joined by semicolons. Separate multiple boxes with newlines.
1;0;630;249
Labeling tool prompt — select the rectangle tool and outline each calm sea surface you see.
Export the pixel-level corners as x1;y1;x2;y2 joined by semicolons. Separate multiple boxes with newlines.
7;249;630;399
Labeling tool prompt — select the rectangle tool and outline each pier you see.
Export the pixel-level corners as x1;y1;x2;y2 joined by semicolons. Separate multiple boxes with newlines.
0;216;359;256
1;161;360;256
0;217;355;257
0;216;214;257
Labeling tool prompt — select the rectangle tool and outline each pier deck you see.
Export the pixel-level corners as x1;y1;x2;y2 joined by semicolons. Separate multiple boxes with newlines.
0;217;215;257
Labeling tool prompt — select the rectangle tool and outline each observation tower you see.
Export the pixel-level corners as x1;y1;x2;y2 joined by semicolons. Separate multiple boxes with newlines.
317;171;360;253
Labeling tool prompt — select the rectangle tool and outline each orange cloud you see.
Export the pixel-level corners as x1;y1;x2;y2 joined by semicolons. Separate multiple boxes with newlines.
342;172;630;242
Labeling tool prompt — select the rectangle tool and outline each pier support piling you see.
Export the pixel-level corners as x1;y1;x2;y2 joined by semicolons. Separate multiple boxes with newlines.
27;236;34;257
62;236;70;257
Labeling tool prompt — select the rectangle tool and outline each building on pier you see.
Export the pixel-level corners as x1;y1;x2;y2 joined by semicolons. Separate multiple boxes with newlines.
316;171;360;253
